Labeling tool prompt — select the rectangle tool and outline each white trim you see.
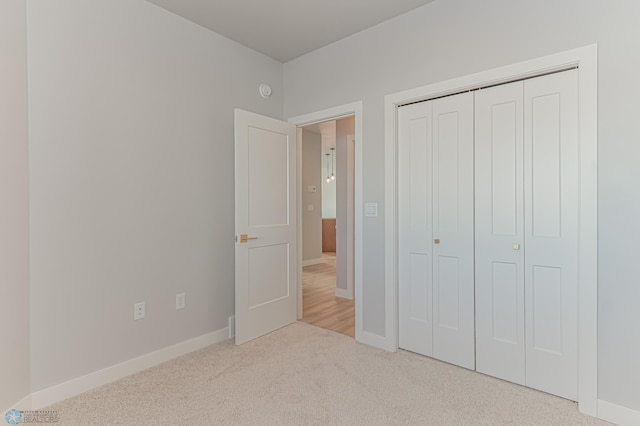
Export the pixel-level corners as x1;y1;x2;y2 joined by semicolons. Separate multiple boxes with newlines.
2;394;32;414
598;400;640;426
384;45;598;415
335;288;352;300
346;134;356;300
296;128;304;320
289;102;363;343
29;328;229;409
358;330;396;352
302;258;324;267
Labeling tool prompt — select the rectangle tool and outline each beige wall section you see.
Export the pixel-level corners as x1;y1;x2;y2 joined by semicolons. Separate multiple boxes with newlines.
283;0;640;411
335;117;355;292
27;0;283;391
301;129;322;262
0;0;31;411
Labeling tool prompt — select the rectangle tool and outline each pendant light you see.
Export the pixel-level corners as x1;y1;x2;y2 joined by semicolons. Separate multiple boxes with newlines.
330;147;336;181
325;153;331;183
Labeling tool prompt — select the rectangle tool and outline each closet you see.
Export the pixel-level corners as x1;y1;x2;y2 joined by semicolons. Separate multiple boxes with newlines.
398;69;578;400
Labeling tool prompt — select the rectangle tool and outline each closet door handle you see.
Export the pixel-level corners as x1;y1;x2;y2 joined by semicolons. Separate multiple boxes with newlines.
434;239;441;244
512;243;520;250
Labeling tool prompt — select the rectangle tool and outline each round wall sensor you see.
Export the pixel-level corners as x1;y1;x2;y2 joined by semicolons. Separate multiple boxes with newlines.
259;84;272;98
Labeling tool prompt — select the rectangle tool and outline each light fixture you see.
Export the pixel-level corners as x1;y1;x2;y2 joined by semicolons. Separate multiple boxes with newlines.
325;153;331;183
330;147;336;181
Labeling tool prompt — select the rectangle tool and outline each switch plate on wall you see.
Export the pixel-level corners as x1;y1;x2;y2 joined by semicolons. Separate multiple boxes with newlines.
176;293;185;310
365;202;378;217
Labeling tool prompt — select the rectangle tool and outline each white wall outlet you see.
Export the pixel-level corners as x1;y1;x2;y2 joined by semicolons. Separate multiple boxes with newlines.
176;293;185;310
134;302;145;320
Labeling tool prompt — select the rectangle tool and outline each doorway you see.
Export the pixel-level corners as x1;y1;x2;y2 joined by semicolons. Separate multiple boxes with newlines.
298;118;355;338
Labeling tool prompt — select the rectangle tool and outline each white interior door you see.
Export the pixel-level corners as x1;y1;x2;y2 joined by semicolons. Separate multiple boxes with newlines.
432;92;475;370
524;70;579;400
475;81;526;384
398;101;434;356
234;109;297;345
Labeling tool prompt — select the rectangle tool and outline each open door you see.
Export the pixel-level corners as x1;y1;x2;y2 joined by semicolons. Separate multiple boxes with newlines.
234;109;298;345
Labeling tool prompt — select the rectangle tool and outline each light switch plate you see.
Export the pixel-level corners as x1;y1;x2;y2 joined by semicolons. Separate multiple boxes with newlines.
365;202;378;217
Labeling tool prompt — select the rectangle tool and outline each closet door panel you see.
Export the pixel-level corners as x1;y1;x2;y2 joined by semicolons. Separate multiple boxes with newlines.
475;82;525;384
524;69;579;401
398;102;433;356
432;92;475;370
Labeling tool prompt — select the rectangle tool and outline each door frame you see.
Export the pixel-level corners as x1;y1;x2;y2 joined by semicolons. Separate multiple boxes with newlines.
288;102;363;341
384;45;598;415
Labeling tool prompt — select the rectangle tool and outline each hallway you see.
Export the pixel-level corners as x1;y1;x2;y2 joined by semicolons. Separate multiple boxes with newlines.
301;253;355;338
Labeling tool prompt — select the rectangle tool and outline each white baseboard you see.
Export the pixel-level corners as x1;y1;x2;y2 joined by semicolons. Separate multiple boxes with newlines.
2;394;33;416
302;258;324;267
30;327;229;410
356;329;396;352
335;288;352;299
598;399;640;425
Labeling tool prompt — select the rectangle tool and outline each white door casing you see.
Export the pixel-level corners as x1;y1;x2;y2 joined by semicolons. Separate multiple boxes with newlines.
234;109;297;345
475;81;526;384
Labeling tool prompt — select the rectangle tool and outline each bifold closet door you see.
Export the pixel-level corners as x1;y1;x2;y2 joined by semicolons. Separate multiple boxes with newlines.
475;70;579;400
398;101;433;357
398;92;475;370
475;81;526;385
524;70;578;401
432;92;475;370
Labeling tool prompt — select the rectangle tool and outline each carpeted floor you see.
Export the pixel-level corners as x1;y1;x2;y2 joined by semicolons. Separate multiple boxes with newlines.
46;322;609;425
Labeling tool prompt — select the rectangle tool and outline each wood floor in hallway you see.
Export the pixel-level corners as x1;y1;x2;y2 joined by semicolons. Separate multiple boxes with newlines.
301;253;355;338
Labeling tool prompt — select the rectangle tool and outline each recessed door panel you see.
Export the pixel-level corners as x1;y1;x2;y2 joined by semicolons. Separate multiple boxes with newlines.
432;92;475;370
398;102;433;357
530;95;561;238
436;255;459;330
248;126;290;228
491;261;519;344
531;265;563;354
475;81;525;385
248;244;290;308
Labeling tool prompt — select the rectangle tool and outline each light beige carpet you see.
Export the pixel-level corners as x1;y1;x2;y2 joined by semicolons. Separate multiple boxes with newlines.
47;322;609;425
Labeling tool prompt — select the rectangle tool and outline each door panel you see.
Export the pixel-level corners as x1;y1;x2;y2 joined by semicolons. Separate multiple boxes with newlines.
524;70;579;401
398;102;433;356
432;92;475;370
475;81;525;384
248;127;290;228
235;109;297;345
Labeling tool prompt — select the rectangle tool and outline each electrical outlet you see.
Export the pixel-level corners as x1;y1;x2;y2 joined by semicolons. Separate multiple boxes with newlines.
134;302;145;320
176;293;185;310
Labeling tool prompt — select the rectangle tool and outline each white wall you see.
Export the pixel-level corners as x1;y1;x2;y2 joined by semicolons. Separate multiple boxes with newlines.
0;0;30;411
301;129;322;261
283;0;640;412
335;117;355;292
27;0;283;391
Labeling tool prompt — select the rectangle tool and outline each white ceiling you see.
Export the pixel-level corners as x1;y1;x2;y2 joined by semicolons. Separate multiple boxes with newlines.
146;0;437;62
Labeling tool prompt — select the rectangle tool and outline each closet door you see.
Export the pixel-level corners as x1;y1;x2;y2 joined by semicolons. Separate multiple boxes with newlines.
524;70;579;401
398;102;433;356
432;92;475;370
475;82;526;384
